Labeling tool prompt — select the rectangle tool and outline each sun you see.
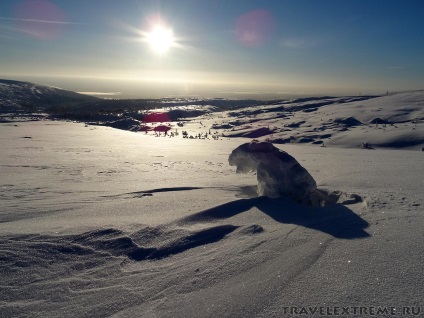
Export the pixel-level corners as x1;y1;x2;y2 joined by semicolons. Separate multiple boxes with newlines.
145;25;175;55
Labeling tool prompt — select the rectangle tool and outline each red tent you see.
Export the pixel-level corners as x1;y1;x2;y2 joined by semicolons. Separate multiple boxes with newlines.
143;112;170;123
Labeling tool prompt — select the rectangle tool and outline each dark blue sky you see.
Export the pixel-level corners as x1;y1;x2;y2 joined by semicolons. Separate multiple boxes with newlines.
1;0;423;98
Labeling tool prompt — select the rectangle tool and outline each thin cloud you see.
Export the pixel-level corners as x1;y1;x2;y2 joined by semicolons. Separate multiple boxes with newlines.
0;17;85;25
78;91;122;96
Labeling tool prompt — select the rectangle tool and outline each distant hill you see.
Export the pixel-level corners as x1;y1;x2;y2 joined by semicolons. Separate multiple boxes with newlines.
214;91;424;149
1;79;423;149
0;79;99;113
0;79;260;117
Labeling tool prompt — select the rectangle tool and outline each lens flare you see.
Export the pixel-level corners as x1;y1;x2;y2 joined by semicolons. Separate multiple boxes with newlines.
235;9;274;48
15;0;66;40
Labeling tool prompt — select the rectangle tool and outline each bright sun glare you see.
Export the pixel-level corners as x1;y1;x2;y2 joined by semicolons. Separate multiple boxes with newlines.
146;25;175;55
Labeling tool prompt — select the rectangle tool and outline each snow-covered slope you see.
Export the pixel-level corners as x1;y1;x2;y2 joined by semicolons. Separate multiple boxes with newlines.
0;121;423;317
1;79;423;150
0;79;98;113
190;91;424;150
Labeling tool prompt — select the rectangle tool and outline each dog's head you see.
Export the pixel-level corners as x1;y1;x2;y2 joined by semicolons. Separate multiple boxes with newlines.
228;140;278;173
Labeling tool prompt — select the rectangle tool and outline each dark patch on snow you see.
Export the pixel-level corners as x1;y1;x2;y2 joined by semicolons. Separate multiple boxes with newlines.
136;186;203;194
302;107;318;113
361;142;375;150
268;137;293;144
293;137;315;143
285;121;305;128
130;224;239;261
241;127;272;138
212;123;233;129
100;118;141;131
370;118;391;125
239;224;264;235
102;187;203;199
334;117;363;127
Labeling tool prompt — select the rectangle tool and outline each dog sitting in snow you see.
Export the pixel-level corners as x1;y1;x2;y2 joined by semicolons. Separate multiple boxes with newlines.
229;140;364;207
229;140;317;202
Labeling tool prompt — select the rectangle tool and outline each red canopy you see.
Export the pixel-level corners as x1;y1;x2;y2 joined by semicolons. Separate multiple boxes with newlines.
143;112;170;123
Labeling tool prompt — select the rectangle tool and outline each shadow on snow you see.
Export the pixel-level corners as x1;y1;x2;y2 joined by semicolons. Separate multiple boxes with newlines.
181;195;370;240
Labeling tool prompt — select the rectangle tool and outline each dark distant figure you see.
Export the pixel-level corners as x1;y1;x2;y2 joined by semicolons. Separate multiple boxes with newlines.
361;142;374;150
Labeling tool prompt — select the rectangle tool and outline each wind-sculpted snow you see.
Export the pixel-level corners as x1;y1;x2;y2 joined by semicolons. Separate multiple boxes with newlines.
32;225;240;261
2;121;424;318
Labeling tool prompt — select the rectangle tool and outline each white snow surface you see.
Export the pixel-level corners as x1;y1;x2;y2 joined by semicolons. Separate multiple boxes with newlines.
1;118;423;317
204;91;424;150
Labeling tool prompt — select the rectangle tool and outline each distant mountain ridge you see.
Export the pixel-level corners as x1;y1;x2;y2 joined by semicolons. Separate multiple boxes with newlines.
1;79;423;149
0;79;260;116
0;79;99;113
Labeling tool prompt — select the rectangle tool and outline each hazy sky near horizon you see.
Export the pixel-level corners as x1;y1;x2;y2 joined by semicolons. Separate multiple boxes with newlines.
1;0;424;98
